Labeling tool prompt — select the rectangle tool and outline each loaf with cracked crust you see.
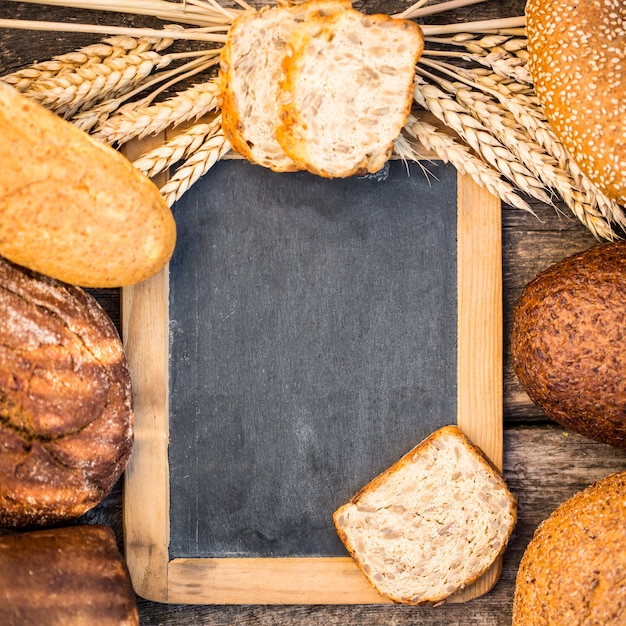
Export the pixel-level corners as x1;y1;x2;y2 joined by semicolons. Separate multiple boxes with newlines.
513;470;626;626
0;257;133;527
333;425;516;605
0;525;139;626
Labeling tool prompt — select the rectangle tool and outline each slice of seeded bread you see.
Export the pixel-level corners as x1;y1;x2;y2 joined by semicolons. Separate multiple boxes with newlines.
333;425;517;605
277;9;424;177
219;0;351;172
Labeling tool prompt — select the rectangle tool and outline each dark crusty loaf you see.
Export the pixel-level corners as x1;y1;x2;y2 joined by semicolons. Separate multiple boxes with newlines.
333;425;517;605
513;470;626;626
0;524;138;626
0;257;133;527
277;8;424;177
511;241;626;448
219;0;351;172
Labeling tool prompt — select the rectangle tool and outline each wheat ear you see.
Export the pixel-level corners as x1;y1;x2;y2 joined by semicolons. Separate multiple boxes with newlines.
0;34;174;92
414;74;553;206
93;79;220;145
159;130;231;207
399;115;533;213
22;49;173;118
133;116;223;178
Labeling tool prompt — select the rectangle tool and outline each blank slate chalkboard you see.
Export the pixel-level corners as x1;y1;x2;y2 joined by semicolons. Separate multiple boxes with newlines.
122;157;503;605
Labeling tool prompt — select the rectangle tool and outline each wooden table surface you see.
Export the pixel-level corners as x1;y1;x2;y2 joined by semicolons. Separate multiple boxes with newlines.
2;1;626;624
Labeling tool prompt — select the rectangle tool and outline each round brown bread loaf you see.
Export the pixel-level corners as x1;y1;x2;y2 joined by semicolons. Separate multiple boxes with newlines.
511;241;626;448
526;0;626;204
0;257;133;527
512;471;626;626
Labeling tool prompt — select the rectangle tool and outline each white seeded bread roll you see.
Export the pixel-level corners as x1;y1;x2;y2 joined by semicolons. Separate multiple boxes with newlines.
333;425;517;605
526;0;626;204
219;0;351;172
277;9;423;178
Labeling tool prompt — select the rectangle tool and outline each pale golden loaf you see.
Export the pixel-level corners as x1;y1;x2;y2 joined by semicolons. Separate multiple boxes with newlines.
0;82;176;287
333;426;517;605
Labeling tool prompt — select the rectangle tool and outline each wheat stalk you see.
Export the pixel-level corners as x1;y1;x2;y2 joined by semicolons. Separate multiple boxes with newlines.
22;49;175;117
93;78;220;145
159;131;232;207
398;115;533;213
133;115;223;178
414;74;553;207
0;34;174;92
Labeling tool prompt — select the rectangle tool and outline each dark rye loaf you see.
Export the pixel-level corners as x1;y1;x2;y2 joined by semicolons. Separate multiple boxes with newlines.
0;525;139;626
511;241;626;448
0;257;133;527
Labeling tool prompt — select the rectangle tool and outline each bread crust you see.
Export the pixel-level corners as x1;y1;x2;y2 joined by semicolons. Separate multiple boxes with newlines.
513;471;626;626
0;258;133;527
277;10;423;178
0;82;175;288
511;241;626;448
526;0;626;204
0;525;139;626
333;425;517;605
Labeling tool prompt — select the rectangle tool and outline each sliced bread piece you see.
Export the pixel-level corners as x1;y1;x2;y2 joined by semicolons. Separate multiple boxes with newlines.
277;9;424;177
333;425;517;605
219;0;351;172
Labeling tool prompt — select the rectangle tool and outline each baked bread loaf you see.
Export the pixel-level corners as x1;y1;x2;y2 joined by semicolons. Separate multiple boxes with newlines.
0;257;133;527
333;425;517;605
0;524;139;626
0;81;175;287
511;241;626;448
219;0;351;172
513;470;626;626
277;9;423;177
526;0;626;204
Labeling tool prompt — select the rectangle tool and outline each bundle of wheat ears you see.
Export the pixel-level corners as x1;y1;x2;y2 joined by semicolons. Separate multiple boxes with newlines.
1;0;624;240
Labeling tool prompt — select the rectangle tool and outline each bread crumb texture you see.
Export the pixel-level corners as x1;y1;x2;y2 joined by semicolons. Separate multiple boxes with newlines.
219;0;352;172
513;471;626;626
333;425;517;604
511;241;626;448
0;258;133;527
526;0;626;203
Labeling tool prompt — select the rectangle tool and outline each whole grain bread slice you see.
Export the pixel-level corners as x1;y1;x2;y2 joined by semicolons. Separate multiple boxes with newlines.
219;0;351;172
277;9;424;177
333;425;517;605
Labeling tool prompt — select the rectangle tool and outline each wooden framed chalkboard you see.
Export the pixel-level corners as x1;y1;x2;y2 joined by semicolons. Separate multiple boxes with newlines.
122;149;502;604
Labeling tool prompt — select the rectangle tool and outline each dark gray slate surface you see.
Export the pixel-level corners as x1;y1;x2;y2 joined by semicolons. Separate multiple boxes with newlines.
167;159;458;558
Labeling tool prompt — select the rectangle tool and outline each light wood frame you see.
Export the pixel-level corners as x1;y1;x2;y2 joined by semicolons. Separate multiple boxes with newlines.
121;158;502;604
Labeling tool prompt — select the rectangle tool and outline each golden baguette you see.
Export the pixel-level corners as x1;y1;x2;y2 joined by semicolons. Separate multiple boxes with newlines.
0;82;175;287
